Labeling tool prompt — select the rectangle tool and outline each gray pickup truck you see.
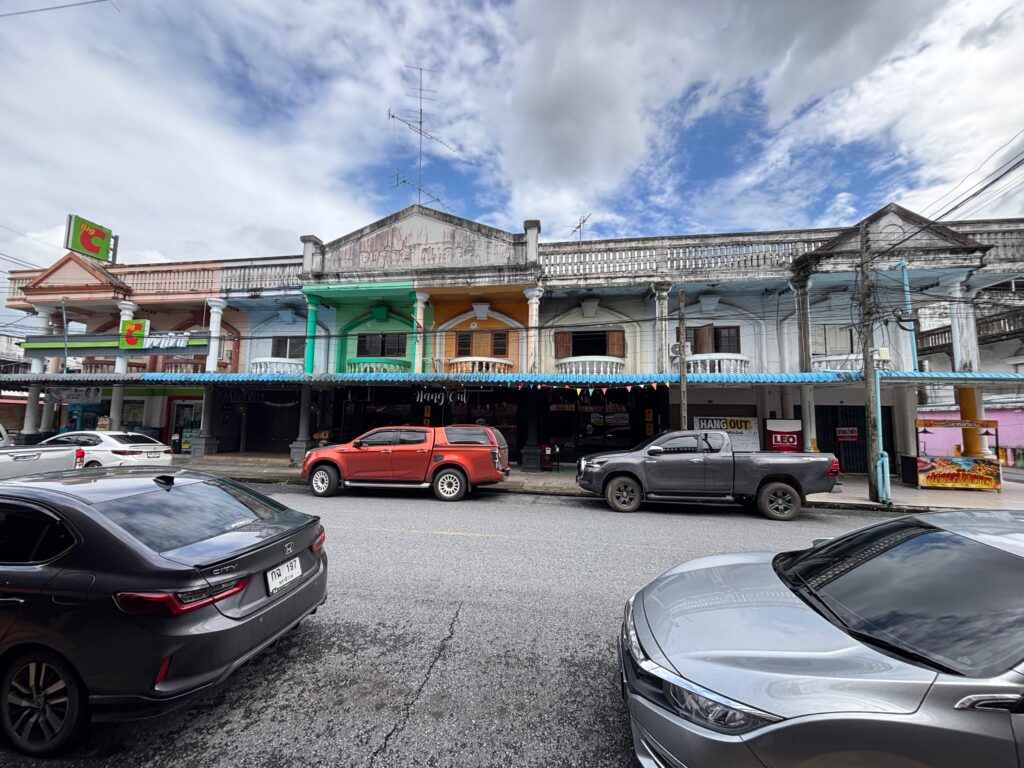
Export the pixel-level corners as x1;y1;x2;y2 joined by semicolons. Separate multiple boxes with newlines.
576;430;840;520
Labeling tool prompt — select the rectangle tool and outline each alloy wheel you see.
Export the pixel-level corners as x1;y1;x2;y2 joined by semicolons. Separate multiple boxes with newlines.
311;470;330;494
768;489;794;515
5;661;70;747
613;482;636;507
437;472;461;498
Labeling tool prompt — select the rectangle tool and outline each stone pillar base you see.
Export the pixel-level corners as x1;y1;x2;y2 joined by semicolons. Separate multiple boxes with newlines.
521;445;542;472
290;439;315;465
190;436;219;459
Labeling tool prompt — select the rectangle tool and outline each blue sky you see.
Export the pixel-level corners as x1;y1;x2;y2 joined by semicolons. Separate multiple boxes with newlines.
0;0;1022;279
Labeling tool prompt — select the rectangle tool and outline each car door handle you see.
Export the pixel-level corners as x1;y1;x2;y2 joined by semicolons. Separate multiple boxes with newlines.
689;458;703;463
954;694;1021;711
380;450;392;455
12;453;40;461
416;449;429;453
0;597;25;605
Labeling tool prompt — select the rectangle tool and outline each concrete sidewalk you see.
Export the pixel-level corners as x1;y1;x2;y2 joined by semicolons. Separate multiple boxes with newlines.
171;453;1024;513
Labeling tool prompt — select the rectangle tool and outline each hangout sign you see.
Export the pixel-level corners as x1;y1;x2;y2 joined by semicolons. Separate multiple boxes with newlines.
64;214;117;262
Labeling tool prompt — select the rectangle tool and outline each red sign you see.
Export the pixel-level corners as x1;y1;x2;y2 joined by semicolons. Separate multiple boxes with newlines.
766;419;802;452
836;426;859;442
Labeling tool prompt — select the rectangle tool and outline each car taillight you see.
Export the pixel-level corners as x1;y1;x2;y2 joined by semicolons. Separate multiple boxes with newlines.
827;458;840;478
112;449;144;456
310;524;326;553
115;577;249;616
491;449;500;469
74;448;85;469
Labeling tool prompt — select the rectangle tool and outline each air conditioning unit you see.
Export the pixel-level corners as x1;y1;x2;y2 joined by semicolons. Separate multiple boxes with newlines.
670;342;692;358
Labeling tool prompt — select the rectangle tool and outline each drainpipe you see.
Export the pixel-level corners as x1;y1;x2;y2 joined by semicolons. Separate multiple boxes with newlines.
873;365;892;505
896;261;918;372
304;296;321;374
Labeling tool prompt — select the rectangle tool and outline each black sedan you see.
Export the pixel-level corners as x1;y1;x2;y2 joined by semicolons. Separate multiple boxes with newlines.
0;467;328;756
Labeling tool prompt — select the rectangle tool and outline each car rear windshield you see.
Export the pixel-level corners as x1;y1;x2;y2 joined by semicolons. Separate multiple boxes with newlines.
444;427;492;445
782;519;1024;677
94;478;294;553
109;433;163;445
491;429;508;449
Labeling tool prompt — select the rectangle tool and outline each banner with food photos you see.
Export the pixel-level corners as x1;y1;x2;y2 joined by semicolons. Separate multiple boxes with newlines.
916;456;1002;491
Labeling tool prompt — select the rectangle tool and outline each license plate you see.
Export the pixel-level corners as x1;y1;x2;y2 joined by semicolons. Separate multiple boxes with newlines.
266;557;302;594
147;452;161;458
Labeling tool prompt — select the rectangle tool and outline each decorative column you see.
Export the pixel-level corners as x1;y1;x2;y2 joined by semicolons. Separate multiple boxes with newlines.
29;307;52;376
413;291;429;373
653;282;671;374
37;308;59;432
948;282;987;456
304;296;320;374
289;384;314;464
114;301;139;375
110;384;125;431
191;385;219;459
22;308;52;440
206;298;228;372
524;288;543;373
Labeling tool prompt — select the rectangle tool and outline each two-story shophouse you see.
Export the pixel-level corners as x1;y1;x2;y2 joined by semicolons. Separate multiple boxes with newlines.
6;203;1024;478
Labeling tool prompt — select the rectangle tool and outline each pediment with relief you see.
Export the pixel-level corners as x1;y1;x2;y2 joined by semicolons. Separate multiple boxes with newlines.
319;206;522;274
812;203;985;256
23;252;128;294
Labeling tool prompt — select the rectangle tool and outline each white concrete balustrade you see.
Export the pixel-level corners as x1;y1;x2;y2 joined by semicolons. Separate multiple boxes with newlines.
250;357;304;374
447;356;514;374
344;357;411;374
682;353;751;374
811;354;894;372
555;356;626;375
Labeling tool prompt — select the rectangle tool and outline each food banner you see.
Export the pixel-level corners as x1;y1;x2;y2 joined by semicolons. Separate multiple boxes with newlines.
915;419;997;429
917;456;1002;491
694;416;761;451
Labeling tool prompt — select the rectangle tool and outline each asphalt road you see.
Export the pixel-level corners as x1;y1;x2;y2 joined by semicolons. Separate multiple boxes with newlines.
2;488;899;768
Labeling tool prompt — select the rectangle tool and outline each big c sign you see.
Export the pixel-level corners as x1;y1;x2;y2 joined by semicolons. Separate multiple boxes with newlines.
64;214;116;262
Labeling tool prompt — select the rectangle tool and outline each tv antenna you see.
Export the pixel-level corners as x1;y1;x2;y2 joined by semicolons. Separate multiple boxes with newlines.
393;171;454;213
569;213;591;242
388;65;456;208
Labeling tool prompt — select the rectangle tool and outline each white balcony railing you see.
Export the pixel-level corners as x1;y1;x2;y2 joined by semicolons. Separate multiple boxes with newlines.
447;356;514;374
811;354;894;372
250;357;304;374
682;353;751;374
554;356;626;376
345;357;411;374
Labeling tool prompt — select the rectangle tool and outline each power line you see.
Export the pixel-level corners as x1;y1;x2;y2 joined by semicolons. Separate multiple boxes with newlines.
920;127;1024;218
0;0;112;19
0;223;66;254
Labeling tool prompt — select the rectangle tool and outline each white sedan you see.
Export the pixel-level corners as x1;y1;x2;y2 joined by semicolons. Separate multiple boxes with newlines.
40;430;174;467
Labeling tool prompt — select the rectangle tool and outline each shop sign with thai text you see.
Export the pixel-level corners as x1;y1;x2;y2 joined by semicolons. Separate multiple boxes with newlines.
917;456;1001;491
694;416;761;452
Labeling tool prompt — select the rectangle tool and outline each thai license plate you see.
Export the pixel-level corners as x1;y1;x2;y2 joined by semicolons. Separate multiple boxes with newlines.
266;557;302;594
147;452;162;458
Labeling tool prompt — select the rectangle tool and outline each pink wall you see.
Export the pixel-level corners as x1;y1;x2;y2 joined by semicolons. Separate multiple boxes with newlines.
916;409;1024;456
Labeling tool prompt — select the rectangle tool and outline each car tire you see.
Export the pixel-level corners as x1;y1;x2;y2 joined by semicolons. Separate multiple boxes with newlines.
757;482;801;521
309;464;340;497
84;461;101;469
1;650;88;757
433;467;467;501
605;476;642;513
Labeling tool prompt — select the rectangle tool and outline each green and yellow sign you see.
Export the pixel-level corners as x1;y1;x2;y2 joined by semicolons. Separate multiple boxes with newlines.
64;214;115;262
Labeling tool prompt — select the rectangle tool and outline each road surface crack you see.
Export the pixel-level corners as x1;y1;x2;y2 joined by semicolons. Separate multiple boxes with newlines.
368;601;464;767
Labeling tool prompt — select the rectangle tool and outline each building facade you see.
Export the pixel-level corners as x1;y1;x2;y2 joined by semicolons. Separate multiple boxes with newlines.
5;203;1024;474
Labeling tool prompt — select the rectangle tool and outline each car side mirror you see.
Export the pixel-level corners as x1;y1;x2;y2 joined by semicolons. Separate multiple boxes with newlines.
353;440;364;449
647;445;665;456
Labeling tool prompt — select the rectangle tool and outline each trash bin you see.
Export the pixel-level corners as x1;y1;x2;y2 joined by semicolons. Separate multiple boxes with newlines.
171;433;183;454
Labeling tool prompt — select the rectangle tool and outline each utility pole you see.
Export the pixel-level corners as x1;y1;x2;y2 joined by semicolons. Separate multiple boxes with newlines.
677;289;687;430
859;222;881;502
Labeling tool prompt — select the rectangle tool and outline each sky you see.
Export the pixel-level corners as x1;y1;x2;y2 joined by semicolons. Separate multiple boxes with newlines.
1;0;1023;284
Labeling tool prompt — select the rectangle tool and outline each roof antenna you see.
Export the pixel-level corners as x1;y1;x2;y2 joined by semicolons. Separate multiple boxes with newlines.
569;213;591;243
388;65;456;211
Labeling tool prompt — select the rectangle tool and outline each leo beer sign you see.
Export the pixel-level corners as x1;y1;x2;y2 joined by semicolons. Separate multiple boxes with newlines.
64;214;118;262
766;419;802;452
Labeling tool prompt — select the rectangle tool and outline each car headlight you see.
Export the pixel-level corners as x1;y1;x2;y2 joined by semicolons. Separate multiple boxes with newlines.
624;595;781;735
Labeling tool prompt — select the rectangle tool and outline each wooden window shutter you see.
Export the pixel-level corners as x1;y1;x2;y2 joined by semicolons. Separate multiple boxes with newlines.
811;325;827;355
694;324;714;354
606;329;626;357
554;331;571;359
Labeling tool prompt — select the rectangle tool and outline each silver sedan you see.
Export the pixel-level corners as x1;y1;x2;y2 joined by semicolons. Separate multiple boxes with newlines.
621;510;1024;768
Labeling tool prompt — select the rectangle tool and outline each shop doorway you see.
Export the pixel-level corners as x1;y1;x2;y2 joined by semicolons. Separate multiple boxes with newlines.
167;398;202;453
814;404;895;474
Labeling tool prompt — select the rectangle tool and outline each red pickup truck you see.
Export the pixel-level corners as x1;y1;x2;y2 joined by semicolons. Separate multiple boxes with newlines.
301;424;510;501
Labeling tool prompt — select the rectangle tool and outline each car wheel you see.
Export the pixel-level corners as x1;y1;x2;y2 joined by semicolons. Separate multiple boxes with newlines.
433;468;467;501
309;465;340;497
1;650;87;757
757;482;801;521
84;461;101;469
605;476;642;513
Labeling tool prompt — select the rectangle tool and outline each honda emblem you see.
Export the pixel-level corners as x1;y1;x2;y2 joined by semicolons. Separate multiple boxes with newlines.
284;542;294;555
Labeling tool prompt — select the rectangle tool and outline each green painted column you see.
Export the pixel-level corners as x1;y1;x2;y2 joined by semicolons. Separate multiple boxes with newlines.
304;296;321;374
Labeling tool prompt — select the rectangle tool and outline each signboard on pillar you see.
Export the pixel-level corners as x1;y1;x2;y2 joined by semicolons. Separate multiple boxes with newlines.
766;419;802;452
64;214;117;263
21;331;210;359
694;416;761;451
